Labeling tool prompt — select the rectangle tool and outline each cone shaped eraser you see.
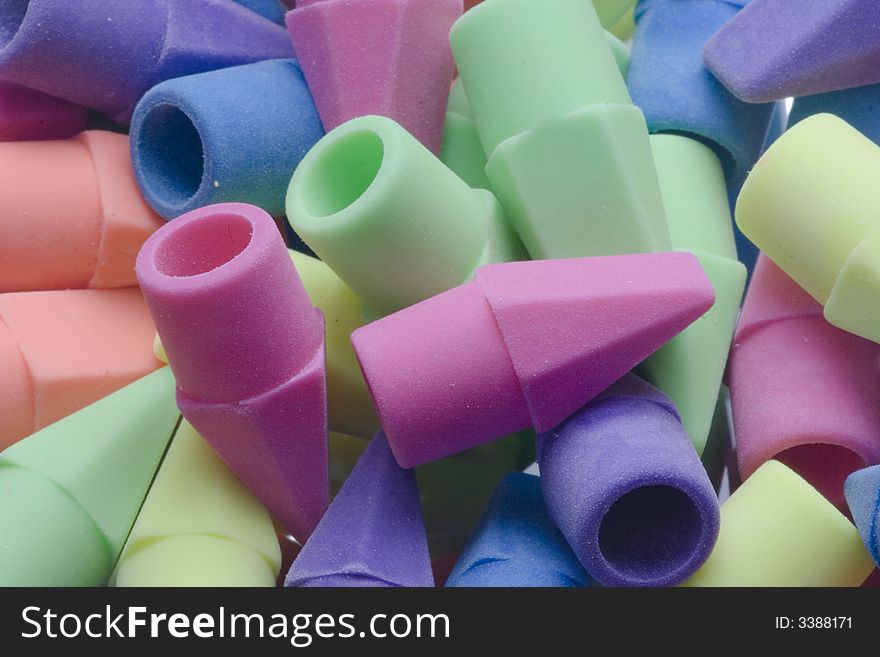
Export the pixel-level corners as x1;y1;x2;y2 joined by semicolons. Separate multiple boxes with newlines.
637;135;746;454
736;113;880;344
289;252;379;438
450;0;630;156
684;461;874;586
704;0;880;103
131;60;323;220
728;255;880;512
537;374;720;587
845;466;880;566
352;252;715;467
0;288;161;451
287;115;524;316
286;0;461;155
0;0;294;123
233;0;287;23
0;367;179;586
285;432;433;587
789;83;880;147
731;256;880;506
627;0;773;184
485;103;671;260
113;420;281;587
0;131;164;292
0;81;86;141
452;0;668;260
136;203;328;541
445;473;591;587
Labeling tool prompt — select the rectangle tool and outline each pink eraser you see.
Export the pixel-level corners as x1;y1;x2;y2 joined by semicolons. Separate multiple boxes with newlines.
729;254;880;511
286;0;461;154
353;252;715;468
0;131;164;292
0;288;161;451
136;203;328;541
0;81;87;141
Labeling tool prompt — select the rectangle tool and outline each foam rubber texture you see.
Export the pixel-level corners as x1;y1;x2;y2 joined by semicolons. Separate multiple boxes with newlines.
136;203;328;540
637;134;745;454
352;252;714;467
286;432;433;588
628;0;773;185
789;83;880;147
233;0;287;23
113;420;281;587
684;461;874;586
704;0;880;103
286;0;461;155
0;367;179;586
728;255;880;512
287;114;524;316
537;374;720;587
0;288;161;450
0;80;86;141
0;131;164;292
0;0;294;123
845;466;880;566
446;473;591;587
736;113;880;344
131;59;323;219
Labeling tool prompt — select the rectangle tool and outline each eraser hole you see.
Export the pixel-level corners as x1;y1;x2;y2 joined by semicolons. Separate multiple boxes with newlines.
598;485;702;580
775;444;867;514
154;213;253;277
0;0;29;50
137;103;205;209
300;129;384;218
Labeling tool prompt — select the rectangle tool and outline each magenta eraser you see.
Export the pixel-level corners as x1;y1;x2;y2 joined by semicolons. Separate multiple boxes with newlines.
285;0;461;154
136;202;328;540
0;81;86;141
729;254;880;512
353;252;715;468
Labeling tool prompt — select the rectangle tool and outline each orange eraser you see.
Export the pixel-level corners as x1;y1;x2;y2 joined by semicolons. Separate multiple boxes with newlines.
0;130;163;292
0;287;161;450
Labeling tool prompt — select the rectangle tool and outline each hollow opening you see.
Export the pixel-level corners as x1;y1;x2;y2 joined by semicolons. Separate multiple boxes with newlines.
299;129;384;218
137;103;205;209
598;485;703;581
0;0;29;50
154;213;253;277
775;444;867;515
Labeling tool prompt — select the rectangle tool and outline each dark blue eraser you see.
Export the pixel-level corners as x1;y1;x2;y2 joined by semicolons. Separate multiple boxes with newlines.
789;84;880;147
627;0;773;185
233;0;288;24
131;59;323;219
445;473;591;588
844;466;880;567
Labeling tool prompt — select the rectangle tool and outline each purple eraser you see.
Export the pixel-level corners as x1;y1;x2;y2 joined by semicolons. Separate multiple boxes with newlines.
0;81;86;141
537;374;720;587
285;432;433;587
704;0;880;103
135;203;328;541
352;252;715;468
285;0;461;154
0;0;294;123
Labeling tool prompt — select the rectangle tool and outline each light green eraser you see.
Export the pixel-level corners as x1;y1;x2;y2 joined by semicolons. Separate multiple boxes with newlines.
112;420;281;587
0;367;178;586
637;134;746;454
451;0;667;259
287;114;525;317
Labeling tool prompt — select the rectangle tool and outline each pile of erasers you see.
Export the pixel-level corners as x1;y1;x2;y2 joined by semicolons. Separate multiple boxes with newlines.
1;0;879;588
